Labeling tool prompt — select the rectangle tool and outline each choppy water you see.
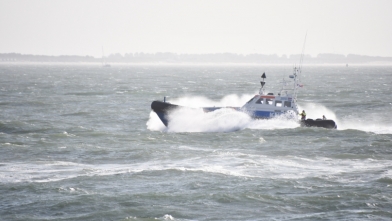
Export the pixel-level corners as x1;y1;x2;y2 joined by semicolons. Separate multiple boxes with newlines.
1;64;392;220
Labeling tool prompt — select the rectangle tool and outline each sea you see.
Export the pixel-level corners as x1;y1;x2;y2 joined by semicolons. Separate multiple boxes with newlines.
1;63;392;220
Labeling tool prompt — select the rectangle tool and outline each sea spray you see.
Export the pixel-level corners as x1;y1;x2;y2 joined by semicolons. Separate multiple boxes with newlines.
170;93;255;107
146;111;166;131
147;94;255;132
247;116;300;130
297;103;337;121
167;107;251;132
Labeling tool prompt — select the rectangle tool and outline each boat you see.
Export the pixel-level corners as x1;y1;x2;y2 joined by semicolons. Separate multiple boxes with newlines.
151;67;337;129
301;118;337;129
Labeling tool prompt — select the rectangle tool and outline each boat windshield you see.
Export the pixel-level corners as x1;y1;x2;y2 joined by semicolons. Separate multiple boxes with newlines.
256;98;264;104
246;97;257;104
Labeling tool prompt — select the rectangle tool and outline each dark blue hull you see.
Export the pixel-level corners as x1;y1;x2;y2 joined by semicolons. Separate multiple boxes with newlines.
151;101;179;127
300;119;337;129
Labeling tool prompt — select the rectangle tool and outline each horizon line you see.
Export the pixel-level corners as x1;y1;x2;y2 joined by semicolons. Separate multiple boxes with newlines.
1;52;392;58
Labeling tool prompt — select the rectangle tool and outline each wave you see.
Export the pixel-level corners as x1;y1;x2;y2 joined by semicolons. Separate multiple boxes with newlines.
3;154;389;184
337;119;392;134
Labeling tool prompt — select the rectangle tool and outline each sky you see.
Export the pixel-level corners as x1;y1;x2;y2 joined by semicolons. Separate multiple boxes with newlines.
1;0;392;57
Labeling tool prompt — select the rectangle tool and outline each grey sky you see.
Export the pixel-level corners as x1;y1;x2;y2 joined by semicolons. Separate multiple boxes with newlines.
1;0;391;57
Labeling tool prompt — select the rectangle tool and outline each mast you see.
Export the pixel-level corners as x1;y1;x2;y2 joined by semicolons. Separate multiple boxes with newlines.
292;33;307;101
298;32;307;73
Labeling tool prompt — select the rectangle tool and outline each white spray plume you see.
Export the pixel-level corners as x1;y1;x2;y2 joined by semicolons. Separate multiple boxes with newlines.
146;111;166;131
297;103;337;121
170;93;255;108
167;107;252;132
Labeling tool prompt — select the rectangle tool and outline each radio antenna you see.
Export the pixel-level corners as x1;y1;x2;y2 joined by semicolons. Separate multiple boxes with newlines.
298;32;307;73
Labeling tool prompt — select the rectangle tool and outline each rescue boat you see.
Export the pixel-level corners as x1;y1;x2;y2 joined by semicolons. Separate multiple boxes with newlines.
151;67;337;129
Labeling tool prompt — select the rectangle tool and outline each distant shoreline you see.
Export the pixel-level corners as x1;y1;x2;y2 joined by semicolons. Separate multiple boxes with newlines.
1;52;392;65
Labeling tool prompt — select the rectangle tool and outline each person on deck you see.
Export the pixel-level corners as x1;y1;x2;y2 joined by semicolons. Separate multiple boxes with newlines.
300;110;306;120
323;115;326;120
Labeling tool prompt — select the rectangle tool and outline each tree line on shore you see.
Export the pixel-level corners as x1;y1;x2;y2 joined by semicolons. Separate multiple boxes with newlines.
1;52;391;64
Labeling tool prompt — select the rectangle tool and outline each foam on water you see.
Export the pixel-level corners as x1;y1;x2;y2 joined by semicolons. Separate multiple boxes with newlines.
4;151;389;184
337;117;392;134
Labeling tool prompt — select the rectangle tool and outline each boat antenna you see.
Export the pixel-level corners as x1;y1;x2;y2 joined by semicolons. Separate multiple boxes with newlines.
298;31;307;73
259;72;266;95
102;45;105;66
291;32;307;102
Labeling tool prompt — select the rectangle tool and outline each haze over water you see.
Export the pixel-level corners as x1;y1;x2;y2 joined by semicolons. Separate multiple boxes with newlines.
1;64;392;220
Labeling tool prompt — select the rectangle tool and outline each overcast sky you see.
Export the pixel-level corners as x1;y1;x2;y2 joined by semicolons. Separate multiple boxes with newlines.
1;0;391;57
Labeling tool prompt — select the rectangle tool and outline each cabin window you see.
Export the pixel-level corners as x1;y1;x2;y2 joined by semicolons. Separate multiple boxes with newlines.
284;101;291;107
275;101;282;107
256;98;264;104
266;99;273;105
246;97;256;104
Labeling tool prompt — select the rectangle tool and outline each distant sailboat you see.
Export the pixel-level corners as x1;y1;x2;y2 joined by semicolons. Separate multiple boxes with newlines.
102;46;111;67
